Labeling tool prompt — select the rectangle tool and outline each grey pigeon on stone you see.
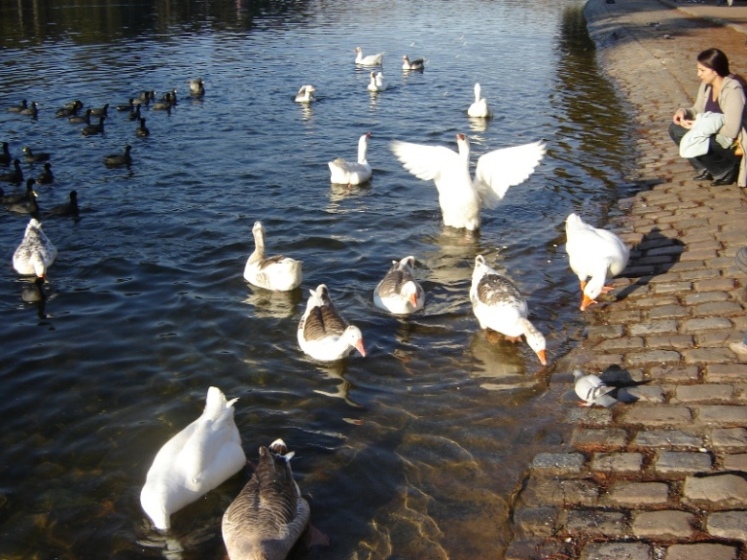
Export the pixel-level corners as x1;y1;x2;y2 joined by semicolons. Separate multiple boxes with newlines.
573;369;617;407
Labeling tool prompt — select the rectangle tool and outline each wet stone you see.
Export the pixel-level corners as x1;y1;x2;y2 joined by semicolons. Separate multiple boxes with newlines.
655;451;712;476
664;543;737;560
571;428;628;449
607;482;669;507
632;429;702;449
632;510;696;539
504;538;568;560
591;452;644;473
513;506;560;538
565;509;628;536
531;453;586;475
580;541;652;560
620;405;692;426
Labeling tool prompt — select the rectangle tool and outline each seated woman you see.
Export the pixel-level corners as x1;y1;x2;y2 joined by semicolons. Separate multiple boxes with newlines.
669;48;746;187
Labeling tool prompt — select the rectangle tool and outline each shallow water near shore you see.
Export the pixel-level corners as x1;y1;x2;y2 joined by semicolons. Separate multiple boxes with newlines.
0;0;633;558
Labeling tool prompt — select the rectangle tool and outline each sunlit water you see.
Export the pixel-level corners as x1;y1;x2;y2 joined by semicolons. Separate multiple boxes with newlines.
0;0;632;558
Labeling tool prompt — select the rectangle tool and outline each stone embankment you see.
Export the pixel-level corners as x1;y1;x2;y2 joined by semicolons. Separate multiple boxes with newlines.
505;0;747;558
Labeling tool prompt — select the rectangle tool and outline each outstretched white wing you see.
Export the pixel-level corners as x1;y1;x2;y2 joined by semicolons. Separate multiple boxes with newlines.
390;140;464;194
474;140;546;209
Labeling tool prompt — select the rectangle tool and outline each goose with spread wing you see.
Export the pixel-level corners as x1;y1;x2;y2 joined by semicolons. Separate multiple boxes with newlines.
373;256;424;315
470;255;547;365
298;284;366;362
391;133;545;231
328;132;372;186
565;212;630;311
244;221;302;292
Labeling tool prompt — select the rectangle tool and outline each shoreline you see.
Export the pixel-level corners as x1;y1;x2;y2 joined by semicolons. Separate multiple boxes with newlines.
504;0;747;558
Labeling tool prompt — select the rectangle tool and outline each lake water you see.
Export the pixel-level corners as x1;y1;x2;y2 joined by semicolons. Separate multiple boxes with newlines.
0;0;633;558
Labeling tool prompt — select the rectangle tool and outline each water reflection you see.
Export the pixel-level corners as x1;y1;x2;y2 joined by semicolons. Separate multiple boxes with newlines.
312;360;363;408
242;284;301;318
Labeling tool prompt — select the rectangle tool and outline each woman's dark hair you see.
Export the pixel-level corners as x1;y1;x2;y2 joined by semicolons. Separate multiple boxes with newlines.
697;48;730;77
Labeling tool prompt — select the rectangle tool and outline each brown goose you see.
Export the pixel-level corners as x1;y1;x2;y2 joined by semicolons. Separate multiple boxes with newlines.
373;256;424;315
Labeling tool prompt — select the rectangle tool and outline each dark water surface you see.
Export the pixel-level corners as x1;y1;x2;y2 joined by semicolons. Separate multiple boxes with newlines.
0;0;632;558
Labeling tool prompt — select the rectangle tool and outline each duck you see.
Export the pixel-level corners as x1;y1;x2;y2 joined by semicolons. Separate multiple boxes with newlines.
298;284;366;362
23;146;51;163
467;83;492;118
7;187;40;217
367;71;386;92
81;116;105;136
373;256;425;315
116;98;134;112
0;142;11;166
222;439;310;560
55;99;83;117
45;190;79;219
1;178;35;205
140;386;246;531
243;221;302;292
294;85;316;103
104;145;133;167
129;104;142;122
89;103;109;117
402;55;425;70
469;255;547;365
12;217;57;278
0;159;24;184
354;47;384;66
328;132;372;186
189;78;205;97
136;117;150;138
573;369;617;407
390;133;545;231
68;108;92;125
565;212;630;311
151;93;173;111
7;100;28;113
134;90;157;105
36;163;54;185
20;101;38;117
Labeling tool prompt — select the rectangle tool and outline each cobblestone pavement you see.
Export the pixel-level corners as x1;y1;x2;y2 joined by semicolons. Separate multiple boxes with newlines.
504;0;747;558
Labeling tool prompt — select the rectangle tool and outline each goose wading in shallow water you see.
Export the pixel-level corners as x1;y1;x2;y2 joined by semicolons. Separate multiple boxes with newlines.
373;256;425;315
467;83;492;118
222;439;310;560
390;133;545;231
140;386;246;531
244;221;302;292
565;212;630;311
13;218;57;278
298;284;366;362
328;132;372;186
294;85;316;103
402;54;425;70
354;47;384;66
470;255;547;365
367;71;386;92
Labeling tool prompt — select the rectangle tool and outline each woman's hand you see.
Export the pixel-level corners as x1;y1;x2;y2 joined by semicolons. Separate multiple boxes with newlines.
673;108;687;125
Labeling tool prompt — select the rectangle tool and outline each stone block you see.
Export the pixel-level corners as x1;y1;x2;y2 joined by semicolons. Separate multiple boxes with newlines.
710;428;747;449
580;541;652;560
586;324;625;339
632;429;702;449
504;537;568;560
571;428;628;449
622;385;665;403
706;511;747;541
629;320;678;336
513;506;560;538
722;453;747;471
698;406;747;425
706;364;747;383
626;350;681;366
655;451;712;475
565;508;628;536
681;317;733;332
683;291;730;305
595;337;645;352
591;452;644;473
695;278;735;292
649;305;689;319
620;405;692;426
649;365;699;382
682;474;747;509
664;543;737;560
531;453;586;475
567;407;613;426
646;334;694;349
607;482;669;507
523;478;600;507
681;348;734;365
653;282;692;295
692;301;744;317
632;510;695;539
674;384;733;403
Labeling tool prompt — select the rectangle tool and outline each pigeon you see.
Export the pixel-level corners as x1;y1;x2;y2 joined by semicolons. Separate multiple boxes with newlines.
573;369;617;407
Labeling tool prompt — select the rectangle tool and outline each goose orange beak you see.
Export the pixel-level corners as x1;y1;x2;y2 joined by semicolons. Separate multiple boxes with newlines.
536;350;548;366
580;294;596;311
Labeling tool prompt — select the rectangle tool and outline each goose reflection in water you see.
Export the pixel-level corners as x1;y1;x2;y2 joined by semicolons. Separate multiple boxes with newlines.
242;286;301;319
312;360;363;409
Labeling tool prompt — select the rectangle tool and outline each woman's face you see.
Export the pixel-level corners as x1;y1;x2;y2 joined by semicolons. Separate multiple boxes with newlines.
697;63;719;85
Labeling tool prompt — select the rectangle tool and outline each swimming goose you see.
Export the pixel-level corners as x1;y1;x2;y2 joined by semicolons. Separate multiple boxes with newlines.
13;218;57;278
81;116;105;136
7;187;40;217
328;132;372;185
2;178;35;205
0;159;24;184
189;78;205;97
7;100;28;113
136;117;150;138
20;102;38;117
56;99;83;117
573;369;617;407
23;146;51;163
391;134;545;231
298;284;366;362
467;83;492;118
222;439;310;560
45;190;79;219
244;221;302;292
294;85;316;103
373;256;425;315
68;108;92;125
90;103;109;117
354;47;384;66
36;163;54;185
402;55;425;70
151;93;173;112
565;212;630;311
104;145;133;168
367;71;386;92
140;386;246;531
0;142;12;166
116;98;134;112
469;255;547;365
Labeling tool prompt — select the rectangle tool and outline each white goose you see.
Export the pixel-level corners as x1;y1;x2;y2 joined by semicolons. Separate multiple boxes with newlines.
565;212;630;311
573;369;617;407
467;83;492;118
222;439;310;560
354;47;384;66
298;284;366;362
390;133;545;231
328;132;372;186
373;256;425;315
294;85;316;103
140;387;246;531
244;221;302;292
402;55;425;70
470;255;548;365
13;218;57;278
367;71;386;92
